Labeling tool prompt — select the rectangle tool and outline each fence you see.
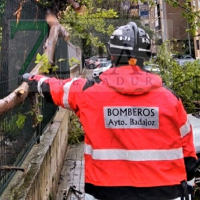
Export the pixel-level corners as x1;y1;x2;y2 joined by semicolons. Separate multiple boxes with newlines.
0;0;70;195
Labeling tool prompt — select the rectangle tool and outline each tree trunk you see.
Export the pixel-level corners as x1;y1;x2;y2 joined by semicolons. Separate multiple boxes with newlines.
0;11;69;117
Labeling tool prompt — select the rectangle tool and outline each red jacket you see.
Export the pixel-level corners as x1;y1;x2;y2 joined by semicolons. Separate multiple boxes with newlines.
33;65;197;199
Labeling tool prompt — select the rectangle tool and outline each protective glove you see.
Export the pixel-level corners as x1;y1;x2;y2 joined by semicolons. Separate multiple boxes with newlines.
187;178;195;187
195;159;200;187
22;73;38;92
22;73;49;93
187;178;195;200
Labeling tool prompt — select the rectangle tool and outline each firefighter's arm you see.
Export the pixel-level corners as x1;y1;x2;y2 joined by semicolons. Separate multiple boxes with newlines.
22;73;85;112
178;99;197;181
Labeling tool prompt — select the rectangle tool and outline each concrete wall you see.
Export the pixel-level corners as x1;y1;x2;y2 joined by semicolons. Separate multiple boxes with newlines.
1;108;69;200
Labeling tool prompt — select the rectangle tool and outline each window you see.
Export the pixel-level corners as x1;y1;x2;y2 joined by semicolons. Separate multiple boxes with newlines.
197;40;200;50
140;10;149;16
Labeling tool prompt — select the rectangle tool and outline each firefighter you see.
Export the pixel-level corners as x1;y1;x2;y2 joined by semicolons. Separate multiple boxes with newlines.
23;22;197;200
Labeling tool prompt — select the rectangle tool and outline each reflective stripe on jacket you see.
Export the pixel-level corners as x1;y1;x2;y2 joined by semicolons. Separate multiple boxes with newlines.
35;65;197;189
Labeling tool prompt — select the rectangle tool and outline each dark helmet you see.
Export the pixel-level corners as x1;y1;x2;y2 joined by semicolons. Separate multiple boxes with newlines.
107;22;151;59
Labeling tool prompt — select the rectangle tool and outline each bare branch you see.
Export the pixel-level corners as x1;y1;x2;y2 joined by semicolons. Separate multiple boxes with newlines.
0;166;26;172
67;0;81;10
0;82;29;116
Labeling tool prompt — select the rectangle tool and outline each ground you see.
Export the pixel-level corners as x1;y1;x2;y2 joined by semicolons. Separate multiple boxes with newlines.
56;142;85;200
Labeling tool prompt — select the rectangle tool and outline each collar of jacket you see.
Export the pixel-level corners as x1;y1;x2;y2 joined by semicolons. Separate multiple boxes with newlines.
99;65;162;95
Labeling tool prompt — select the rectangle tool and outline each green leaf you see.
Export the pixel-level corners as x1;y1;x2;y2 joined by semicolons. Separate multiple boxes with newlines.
52;65;58;72
58;58;66;62
16;114;26;129
69;57;80;67
36;115;43;123
36;53;42;61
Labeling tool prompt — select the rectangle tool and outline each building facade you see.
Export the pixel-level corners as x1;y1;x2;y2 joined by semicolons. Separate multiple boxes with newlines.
191;0;200;59
121;0;194;56
149;0;191;56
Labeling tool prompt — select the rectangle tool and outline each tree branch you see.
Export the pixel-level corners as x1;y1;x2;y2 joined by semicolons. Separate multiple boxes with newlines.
0;166;26;172
166;0;200;19
67;0;81;10
0;11;70;117
0;82;29;116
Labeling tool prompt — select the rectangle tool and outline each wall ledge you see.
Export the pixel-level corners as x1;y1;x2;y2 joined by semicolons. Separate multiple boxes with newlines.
1;107;69;200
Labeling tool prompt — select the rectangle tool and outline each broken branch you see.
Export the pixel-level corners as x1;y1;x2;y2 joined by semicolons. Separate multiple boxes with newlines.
0;10;70;117
0;166;26;172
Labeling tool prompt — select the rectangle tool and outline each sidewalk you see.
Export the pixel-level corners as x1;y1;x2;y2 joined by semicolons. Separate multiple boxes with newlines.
56;69;93;200
56;142;85;200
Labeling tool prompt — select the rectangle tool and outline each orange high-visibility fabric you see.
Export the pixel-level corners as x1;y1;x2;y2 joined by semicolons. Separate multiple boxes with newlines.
42;65;196;187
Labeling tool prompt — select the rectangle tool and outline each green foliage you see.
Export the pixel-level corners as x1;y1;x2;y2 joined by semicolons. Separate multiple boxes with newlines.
36;114;43;123
12;101;43;132
147;41;200;113
69;57;80;67
58;0;156;56
1;115;19;133
59;1;118;56
35;53;68;74
0;113;26;141
68;112;84;144
35;53;58;73
164;0;200;36
35;0;52;7
30;52;66;128
36;0;200;38
1;103;43;136
0;1;5;17
0;1;4;50
16;114;26;129
29;100;43;127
